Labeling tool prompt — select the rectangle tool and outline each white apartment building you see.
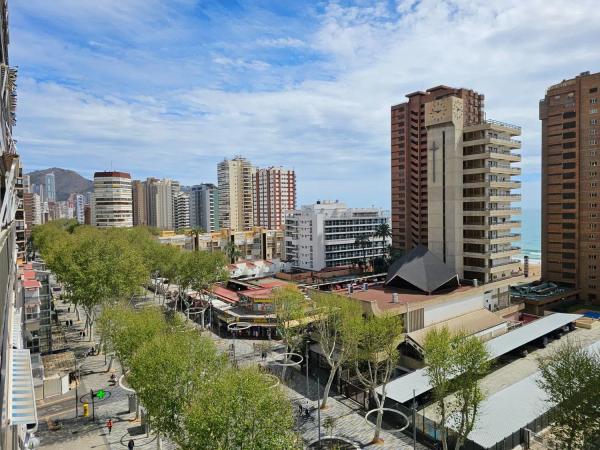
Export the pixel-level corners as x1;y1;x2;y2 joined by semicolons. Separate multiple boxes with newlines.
218;156;256;231
284;200;390;271
173;191;190;230
74;194;85;224
255;166;296;229
91;171;133;228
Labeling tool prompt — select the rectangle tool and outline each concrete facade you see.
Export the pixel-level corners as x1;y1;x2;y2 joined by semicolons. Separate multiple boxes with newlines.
284;200;389;271
91;171;133;228
218;156;256;231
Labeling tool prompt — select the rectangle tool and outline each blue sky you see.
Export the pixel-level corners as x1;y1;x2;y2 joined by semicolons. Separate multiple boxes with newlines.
10;0;600;210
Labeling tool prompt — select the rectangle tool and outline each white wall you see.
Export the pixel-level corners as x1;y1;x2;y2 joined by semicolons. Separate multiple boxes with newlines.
424;291;484;326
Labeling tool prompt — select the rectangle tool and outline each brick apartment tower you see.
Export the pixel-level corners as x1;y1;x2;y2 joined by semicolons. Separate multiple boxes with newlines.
391;86;484;253
540;71;600;304
255;167;296;229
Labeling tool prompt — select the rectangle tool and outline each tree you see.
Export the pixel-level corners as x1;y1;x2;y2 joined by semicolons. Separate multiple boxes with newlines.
173;251;228;315
423;328;490;450
310;291;362;408
98;304;167;372
537;339;600;450
223;240;242;264
354;234;372;270
353;314;403;444
183;366;300;450
374;223;391;257
154;244;180;304
183;226;205;251
272;285;311;378
129;330;227;448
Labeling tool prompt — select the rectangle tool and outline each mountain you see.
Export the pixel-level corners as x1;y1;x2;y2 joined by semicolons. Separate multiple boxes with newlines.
27;167;93;201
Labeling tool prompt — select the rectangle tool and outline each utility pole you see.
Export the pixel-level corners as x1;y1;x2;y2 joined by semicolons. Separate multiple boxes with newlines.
412;389;417;449
317;376;321;445
90;389;95;421
305;346;309;399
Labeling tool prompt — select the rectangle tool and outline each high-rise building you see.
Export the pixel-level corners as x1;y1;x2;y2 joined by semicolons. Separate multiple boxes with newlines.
173;191;190;230
0;1;39;446
15;162;25;261
540;71;600;304
44;172;56;203
218;156;256;231
391;86;522;288
391;86;484;253
91;171;133;228
255;166;296;229
284;200;390;271
190;183;220;232
74;194;85;224
155;179;174;230
132;180;148;226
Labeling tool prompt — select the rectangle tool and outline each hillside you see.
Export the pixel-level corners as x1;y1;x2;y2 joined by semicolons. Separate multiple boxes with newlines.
27;167;93;201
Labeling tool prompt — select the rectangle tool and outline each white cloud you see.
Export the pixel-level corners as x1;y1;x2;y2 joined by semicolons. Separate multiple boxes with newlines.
11;0;600;211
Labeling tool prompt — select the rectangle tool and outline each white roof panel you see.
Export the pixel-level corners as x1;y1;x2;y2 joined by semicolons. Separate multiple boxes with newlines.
382;313;582;404
468;339;600;448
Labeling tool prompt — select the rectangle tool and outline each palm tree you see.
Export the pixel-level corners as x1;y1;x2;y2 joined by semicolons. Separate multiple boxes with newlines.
223;240;242;264
184;226;205;251
374;223;392;257
354;234;371;271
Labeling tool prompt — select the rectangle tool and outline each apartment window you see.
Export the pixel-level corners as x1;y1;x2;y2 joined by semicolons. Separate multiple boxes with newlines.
563;142;576;149
591;87;599;93
563;121;577;129
562;213;576;219
563;152;576;159
563;222;575;229
562;172;576;179
563;183;576;189
563;111;576;119
591;109;599;114
563;131;576;139
592;119;598;125
593;98;599;104
562;252;576;259
562;203;576;209
592;140;598;145
563;192;576;199
563;232;576;239
592;130;597;135
563;262;575;269
563;162;576;169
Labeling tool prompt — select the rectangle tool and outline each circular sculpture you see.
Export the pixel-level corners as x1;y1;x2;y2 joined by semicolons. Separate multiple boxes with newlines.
227;322;252;332
364;407;410;433
264;373;280;389
271;352;303;367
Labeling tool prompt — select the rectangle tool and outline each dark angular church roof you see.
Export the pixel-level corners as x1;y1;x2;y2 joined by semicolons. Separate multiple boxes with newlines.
385;245;459;294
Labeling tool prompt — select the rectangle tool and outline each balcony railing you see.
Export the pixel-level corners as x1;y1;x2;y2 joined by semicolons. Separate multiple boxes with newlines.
485;119;521;132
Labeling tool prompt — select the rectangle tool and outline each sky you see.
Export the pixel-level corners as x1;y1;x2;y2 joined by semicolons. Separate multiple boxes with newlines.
10;0;600;210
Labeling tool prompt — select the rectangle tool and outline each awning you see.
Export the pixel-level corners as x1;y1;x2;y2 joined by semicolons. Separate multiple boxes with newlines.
381;312;582;404
10;349;38;427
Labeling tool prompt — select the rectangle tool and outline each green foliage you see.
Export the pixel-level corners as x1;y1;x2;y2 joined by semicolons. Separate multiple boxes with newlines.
310;291;363;408
272;285;311;353
129;331;227;445
537;339;600;450
223;240;242;263
423;328;491;450
353;314;403;443
98;304;167;371
183;366;300;450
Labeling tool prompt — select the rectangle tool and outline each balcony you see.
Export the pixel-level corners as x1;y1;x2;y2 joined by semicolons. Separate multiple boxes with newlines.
463;207;521;217
463;233;520;245
463;148;521;162
464;247;521;259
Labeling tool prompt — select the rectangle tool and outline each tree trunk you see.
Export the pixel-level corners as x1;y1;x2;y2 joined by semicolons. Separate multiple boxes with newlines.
374;407;384;443
321;366;337;409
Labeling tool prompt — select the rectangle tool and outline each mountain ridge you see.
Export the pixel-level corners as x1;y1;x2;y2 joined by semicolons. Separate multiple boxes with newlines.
27;167;93;201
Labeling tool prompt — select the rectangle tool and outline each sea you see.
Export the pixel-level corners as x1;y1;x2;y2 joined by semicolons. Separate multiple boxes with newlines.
520;208;541;263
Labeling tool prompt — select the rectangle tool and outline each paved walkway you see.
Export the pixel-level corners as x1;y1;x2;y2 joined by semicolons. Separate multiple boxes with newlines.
38;293;426;449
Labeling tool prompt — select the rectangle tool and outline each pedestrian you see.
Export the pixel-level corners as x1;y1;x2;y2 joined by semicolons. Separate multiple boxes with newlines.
298;404;303;416
106;418;113;435
128;439;135;450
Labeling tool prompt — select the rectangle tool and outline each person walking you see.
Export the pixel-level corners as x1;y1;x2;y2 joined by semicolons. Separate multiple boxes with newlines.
106;418;113;435
128;439;135;450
